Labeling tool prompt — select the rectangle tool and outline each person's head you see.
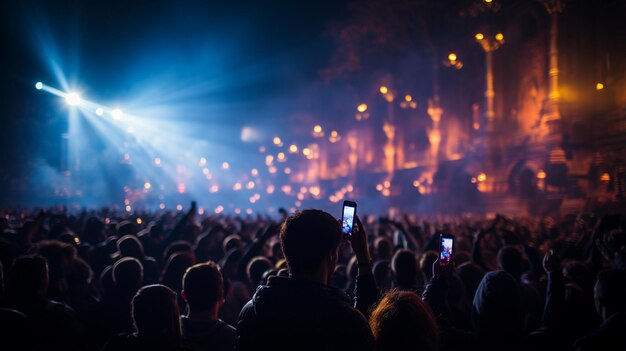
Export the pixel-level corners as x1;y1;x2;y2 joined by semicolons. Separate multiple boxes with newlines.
280;209;341;283
117;235;145;259
418;251;438;283
392;249;417;289
116;220;138;237
370;289;439;351
594;269;626;320
9;254;49;297
246;256;273;289
113;257;144;295
457;262;485;304
182;262;224;314
497;246;525;279
163;241;193;264
374;237;393;261
132;284;181;339
33;240;76;297
160;251;195;293
66;257;93;289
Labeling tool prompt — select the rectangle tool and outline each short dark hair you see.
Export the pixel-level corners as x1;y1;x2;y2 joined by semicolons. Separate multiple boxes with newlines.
113;257;143;291
392;249;417;288
132;284;181;338
280;209;341;276
182;262;223;311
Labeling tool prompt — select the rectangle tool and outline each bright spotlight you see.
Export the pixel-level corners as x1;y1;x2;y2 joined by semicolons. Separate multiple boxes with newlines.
111;108;124;120
95;107;104;116
35;82;43;90
65;92;81;106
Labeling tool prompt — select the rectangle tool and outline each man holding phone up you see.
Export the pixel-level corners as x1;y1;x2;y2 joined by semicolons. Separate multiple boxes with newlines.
235;209;377;351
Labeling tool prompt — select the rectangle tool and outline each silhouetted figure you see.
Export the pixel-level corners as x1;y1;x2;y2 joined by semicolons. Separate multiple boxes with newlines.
6;255;85;350
161;251;195;311
181;262;236;351
574;269;626;351
392;249;420;293
235;209;377;351
472;270;526;351
101;284;195;351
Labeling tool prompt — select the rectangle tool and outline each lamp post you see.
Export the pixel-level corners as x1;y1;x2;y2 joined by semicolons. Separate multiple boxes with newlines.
475;32;505;132
540;0;564;137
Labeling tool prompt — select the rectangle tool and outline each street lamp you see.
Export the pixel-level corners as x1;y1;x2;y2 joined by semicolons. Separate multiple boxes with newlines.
475;32;505;131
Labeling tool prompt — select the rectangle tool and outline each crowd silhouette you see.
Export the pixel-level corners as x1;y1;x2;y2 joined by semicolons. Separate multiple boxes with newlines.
0;204;625;350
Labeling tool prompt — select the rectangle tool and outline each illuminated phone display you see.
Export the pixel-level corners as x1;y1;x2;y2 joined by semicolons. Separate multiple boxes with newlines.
341;201;357;237
439;234;454;266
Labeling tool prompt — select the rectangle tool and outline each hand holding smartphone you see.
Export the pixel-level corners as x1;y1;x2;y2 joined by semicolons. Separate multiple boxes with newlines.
438;233;454;266
341;200;357;239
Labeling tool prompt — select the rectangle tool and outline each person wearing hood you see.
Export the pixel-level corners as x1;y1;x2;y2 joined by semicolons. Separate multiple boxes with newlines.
472;270;526;351
235;209;377;351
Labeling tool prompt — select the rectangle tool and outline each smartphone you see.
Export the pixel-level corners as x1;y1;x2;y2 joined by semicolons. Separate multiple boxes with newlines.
341;200;357;238
439;233;454;266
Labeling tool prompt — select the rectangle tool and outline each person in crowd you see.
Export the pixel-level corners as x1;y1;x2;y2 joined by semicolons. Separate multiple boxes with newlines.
160;251;196;311
573;269;626;351
5;254;85;350
101;284;193;351
472;270;526;351
235;209;377;351
391;248;420;293
181;261;236;351
114;234;159;284
369;289;439;351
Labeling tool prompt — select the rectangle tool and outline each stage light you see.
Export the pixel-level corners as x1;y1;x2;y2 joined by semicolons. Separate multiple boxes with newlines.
35;82;43;90
111;108;124;120
95;107;104;116
65;92;81;106
379;86;388;94
357;103;368;113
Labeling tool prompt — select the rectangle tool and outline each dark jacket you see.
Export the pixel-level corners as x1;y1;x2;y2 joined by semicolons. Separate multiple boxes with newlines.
573;312;626;351
235;275;375;351
181;316;236;351
472;270;526;351
101;333;199;351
